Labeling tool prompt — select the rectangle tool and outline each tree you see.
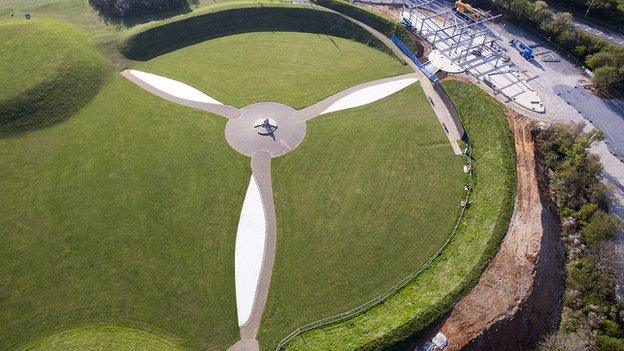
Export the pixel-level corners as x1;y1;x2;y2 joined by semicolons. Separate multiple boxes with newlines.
591;64;623;91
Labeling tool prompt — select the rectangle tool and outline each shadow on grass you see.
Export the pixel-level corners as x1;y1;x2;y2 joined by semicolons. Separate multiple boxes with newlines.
0;74;106;138
89;0;198;28
119;7;395;61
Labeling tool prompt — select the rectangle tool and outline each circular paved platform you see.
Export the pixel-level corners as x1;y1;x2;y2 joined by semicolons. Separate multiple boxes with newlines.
225;102;306;157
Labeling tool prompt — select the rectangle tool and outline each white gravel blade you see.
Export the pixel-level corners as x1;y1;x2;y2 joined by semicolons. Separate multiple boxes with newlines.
127;69;223;105
234;175;267;327
321;77;418;114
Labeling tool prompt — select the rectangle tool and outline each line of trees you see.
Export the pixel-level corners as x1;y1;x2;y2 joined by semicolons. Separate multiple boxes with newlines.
536;123;624;351
548;0;624;29
469;0;624;92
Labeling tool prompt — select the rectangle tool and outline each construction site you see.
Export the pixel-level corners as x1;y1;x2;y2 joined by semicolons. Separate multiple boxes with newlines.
388;0;547;113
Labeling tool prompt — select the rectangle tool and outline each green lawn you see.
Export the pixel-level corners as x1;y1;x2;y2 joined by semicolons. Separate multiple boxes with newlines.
0;75;249;351
278;80;516;350
0;19;106;134
259;83;466;350
133;31;410;109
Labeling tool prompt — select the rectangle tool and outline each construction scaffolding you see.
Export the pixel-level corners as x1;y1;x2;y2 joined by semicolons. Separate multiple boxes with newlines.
398;0;545;112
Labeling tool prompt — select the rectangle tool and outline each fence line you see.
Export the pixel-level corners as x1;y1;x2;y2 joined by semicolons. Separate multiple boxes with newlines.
274;89;473;350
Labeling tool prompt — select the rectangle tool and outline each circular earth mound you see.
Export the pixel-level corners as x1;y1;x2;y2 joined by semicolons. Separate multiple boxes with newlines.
0;18;107;135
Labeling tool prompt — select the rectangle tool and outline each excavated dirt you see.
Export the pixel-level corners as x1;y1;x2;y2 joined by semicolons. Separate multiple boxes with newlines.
422;112;565;351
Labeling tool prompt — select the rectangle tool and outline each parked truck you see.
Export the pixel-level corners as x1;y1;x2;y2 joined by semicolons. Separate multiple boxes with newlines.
509;39;534;60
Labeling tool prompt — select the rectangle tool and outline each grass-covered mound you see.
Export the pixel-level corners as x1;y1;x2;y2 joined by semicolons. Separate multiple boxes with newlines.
134;31;409;108
0;18;107;136
120;5;395;61
275;81;516;351
259;83;467;349
17;326;183;351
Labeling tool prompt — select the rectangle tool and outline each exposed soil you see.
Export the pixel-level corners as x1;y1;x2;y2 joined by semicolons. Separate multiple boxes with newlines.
414;109;566;350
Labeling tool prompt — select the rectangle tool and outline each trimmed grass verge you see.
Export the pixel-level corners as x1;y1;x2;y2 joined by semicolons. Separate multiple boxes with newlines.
0;18;107;135
274;80;516;351
120;5;395;61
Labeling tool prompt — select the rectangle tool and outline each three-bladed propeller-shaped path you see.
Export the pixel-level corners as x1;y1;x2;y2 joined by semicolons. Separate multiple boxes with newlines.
122;68;420;350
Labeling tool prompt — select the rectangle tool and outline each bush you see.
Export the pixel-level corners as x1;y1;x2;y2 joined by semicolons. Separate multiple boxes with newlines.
593;65;622;90
602;320;623;338
120;6;394;61
536;331;592;351
90;0;196;18
596;335;624;351
583;211;622;244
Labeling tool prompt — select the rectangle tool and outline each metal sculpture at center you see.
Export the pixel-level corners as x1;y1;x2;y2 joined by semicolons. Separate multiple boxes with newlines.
253;118;278;139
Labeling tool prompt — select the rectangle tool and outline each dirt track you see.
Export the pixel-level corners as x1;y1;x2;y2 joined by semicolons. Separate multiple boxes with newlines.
426;113;565;350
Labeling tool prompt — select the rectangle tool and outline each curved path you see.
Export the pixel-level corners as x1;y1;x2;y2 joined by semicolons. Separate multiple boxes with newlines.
120;8;470;350
122;65;421;351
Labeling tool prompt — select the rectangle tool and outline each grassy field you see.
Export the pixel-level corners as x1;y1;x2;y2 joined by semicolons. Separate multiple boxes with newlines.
259;83;466;350
133;31;409;109
0;19;106;134
277;80;516;351
0;75;250;351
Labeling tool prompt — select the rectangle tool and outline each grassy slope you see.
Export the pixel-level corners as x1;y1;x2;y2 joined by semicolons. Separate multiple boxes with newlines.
0;75;249;351
134;31;410;109
259;84;466;350
278;81;516;351
17;326;184;351
0;19;106;134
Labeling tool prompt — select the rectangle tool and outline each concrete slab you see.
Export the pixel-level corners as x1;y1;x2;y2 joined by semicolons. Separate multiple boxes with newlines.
428;50;463;73
225;102;306;157
121;70;240;119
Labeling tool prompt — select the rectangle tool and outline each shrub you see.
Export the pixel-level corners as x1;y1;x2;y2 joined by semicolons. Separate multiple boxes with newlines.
593;65;622;90
602;320;623;338
596;335;624;351
583;211;622;244
536;331;592;351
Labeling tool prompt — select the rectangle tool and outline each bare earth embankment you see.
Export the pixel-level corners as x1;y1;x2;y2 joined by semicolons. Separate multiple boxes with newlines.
431;113;565;350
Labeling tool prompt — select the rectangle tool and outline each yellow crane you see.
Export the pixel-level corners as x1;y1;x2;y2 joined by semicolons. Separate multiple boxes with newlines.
454;0;488;21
